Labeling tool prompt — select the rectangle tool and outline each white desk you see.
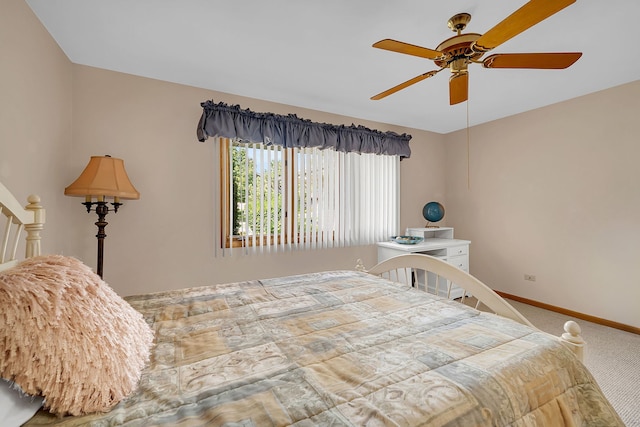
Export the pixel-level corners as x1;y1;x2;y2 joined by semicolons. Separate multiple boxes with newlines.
377;231;471;298
377;238;470;271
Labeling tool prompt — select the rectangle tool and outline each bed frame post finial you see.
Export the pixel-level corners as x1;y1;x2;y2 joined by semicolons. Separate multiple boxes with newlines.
561;320;585;362
355;259;367;272
24;194;45;258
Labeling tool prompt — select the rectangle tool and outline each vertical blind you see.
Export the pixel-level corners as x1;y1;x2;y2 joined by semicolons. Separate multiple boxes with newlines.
216;138;399;256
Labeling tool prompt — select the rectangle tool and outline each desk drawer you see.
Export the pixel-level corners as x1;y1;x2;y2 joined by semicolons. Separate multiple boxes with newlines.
447;255;469;272
446;245;468;257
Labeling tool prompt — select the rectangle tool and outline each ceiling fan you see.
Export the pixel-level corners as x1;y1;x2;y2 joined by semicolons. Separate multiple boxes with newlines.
371;0;582;105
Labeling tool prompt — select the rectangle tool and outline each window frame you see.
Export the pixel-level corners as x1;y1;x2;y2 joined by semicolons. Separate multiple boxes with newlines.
220;138;293;249
218;138;400;251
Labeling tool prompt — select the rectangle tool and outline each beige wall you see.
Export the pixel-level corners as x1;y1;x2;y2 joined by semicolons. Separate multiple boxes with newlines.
444;80;640;328
68;65;444;294
0;0;74;258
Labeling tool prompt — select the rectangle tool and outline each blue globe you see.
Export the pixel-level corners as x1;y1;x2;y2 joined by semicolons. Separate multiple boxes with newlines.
423;202;445;223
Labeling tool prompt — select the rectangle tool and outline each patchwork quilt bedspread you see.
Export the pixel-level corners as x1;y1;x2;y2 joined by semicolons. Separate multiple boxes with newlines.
25;270;622;426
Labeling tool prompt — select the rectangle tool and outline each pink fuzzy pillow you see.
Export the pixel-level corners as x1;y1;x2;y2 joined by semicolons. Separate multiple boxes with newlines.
0;255;154;416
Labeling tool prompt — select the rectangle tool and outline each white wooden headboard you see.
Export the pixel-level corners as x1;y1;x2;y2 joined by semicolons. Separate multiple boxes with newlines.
0;182;45;272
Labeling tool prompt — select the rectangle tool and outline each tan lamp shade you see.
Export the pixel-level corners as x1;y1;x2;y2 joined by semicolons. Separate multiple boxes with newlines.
64;156;140;199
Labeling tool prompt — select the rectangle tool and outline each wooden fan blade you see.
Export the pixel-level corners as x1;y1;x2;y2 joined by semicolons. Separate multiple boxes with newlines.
449;72;468;105
373;39;444;60
371;70;440;100
473;0;576;52
483;52;582;69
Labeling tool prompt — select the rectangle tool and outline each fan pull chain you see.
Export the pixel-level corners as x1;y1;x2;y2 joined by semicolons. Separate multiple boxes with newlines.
467;100;470;190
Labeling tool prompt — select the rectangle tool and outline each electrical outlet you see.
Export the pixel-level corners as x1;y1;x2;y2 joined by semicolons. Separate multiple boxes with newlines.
524;274;536;282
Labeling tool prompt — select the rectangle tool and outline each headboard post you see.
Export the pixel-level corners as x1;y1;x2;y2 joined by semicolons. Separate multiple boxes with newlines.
24;194;45;258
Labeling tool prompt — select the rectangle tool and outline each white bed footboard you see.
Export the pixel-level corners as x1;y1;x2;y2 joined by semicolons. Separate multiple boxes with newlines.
363;254;585;362
0;182;45;272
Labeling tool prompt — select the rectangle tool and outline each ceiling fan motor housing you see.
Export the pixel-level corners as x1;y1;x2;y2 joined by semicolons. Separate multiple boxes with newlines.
435;33;483;71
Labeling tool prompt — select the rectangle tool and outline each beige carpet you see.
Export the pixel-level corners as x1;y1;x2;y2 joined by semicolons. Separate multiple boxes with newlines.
506;299;640;427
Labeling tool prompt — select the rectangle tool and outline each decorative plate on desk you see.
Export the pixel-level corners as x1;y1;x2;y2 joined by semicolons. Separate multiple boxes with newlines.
391;236;424;245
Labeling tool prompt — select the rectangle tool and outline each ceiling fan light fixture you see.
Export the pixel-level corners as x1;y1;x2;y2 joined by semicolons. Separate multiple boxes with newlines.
449;58;468;73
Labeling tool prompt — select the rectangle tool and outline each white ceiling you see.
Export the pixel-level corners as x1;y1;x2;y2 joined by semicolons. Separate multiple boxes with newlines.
26;0;640;134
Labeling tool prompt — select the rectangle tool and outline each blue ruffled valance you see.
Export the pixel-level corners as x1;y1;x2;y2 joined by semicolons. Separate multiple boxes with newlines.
197;101;411;159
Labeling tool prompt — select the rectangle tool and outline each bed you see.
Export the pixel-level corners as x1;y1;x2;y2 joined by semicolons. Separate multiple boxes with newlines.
0;182;623;426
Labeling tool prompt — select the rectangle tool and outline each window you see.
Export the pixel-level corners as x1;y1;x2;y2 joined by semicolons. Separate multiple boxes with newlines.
218;138;399;253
